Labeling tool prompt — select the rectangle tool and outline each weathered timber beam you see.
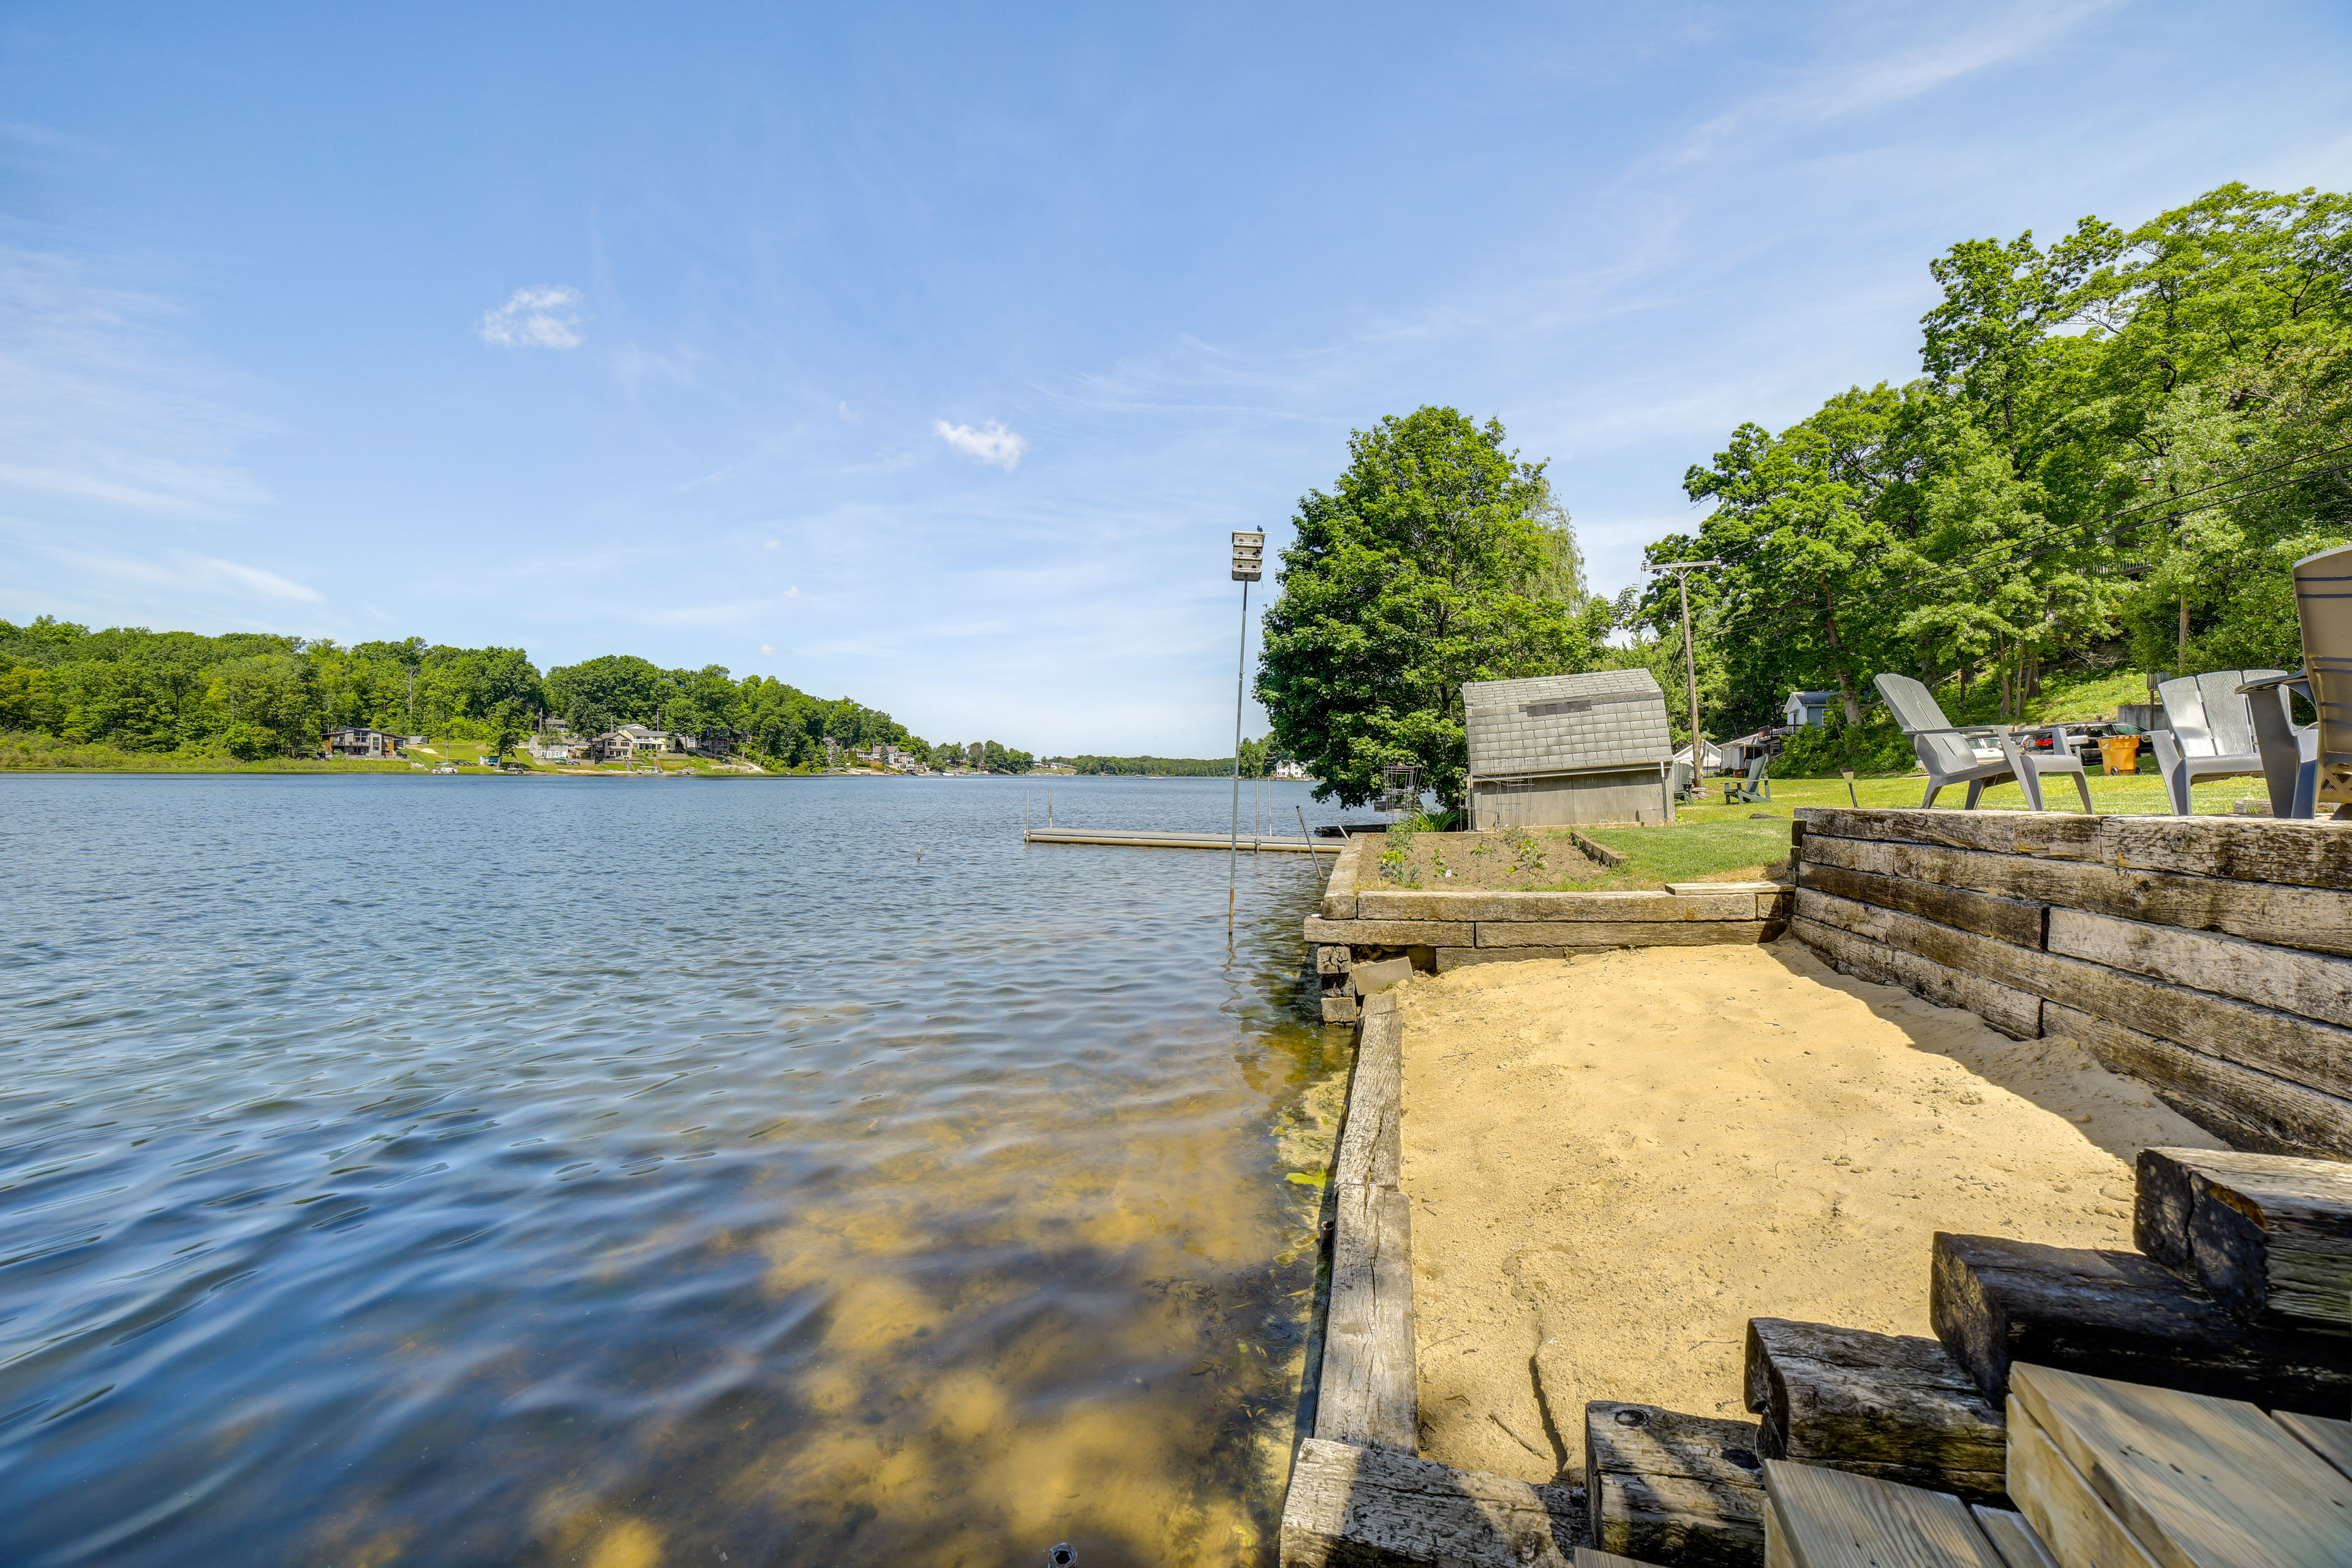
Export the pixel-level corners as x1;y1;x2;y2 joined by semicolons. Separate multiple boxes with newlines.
1279;1437;1586;1568
1584;1401;1766;1567
2098;814;2352;892
2045;907;2352;1030
1316;991;1416;1453
1743;1317;2007;1505
1357;890;1755;921
1787;916;2043;1040
1928;1232;2352;1417
2040;1002;2352;1159
2134;1147;2352;1332
1324;837;1368;921
1800;831;2352;959
1474;920;1766;949
1798;859;2046;947
1305;918;1476;947
1796;889;2352;1100
1792;809;2102;861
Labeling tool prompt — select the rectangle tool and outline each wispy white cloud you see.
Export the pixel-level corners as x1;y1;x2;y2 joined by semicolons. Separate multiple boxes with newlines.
759;643;775;656
477;285;584;349
10;535;323;605
0;246;275;515
933;418;1028;470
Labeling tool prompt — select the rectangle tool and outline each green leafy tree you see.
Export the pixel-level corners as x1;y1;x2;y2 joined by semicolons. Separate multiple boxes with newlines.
1256;407;1610;808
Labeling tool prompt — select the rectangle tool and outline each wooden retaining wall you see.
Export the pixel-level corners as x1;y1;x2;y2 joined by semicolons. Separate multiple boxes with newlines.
1307;835;1793;1023
1790;807;2352;1160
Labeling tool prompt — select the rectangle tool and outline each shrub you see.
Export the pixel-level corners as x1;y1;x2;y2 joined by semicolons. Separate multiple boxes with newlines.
1770;711;1919;776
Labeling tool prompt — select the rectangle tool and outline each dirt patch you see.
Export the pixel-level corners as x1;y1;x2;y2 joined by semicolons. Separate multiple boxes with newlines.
1371;829;1607;891
1391;941;2222;1485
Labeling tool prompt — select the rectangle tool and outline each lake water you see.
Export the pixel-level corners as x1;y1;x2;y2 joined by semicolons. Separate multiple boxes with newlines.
0;773;1355;1567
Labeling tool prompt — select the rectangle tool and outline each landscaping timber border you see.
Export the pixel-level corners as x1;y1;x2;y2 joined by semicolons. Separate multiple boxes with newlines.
1306;835;1793;1023
1790;807;2352;1159
1280;987;1589;1566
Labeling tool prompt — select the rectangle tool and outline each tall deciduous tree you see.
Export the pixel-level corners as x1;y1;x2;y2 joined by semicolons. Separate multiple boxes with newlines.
1255;407;1610;809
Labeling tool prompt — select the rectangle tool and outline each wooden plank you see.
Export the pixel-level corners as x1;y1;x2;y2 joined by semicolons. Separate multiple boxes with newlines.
1476;920;1768;949
1335;993;1402;1190
2097;814;2352;892
1798;859;2048;948
2010;1362;2352;1568
2275;1411;2352;1483
2046;907;2352;1030
1323;835;1367;921
1797;889;2352;1102
1789;915;2044;1040
1800;832;2352;959
1585;1401;1767;1567
1360;890;1757;921
1304;917;1477;947
2040;1003;2352;1159
1435;947;1578;972
1792;809;2103;862
2132;1147;2352;1331
1316;943;1353;975
1928;1232;2352;1417
1744;1318;2007;1502
1315;990;1416;1455
2002;1399;2160;1568
1316;1181;1417;1452
1760;1458;2007;1568
1279;1436;1585;1567
1969;1507;2059;1568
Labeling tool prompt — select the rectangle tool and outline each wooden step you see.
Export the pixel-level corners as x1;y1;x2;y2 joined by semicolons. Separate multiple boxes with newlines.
2133;1147;2352;1332
1928;1232;2352;1416
1744;1317;2007;1504
2007;1362;2352;1568
2275;1409;2352;1482
1585;1401;1766;1567
1968;1507;2059;1568
1760;1458;2007;1567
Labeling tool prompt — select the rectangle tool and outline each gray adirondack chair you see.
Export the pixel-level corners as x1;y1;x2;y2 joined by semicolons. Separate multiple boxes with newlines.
1873;673;2095;811
2240;542;2352;820
2147;669;2292;816
1728;752;1772;804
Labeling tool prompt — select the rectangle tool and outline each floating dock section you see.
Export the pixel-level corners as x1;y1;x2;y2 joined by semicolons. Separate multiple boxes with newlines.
1023;827;1341;854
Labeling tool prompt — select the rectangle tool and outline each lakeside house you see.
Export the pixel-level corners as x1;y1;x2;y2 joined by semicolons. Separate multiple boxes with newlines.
586;723;740;763
1783;688;1840;728
323;726;405;760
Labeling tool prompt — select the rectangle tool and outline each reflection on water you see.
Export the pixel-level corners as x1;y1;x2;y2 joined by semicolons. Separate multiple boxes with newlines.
0;774;1353;1566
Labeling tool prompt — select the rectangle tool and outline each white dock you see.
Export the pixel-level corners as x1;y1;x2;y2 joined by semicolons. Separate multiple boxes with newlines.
1023;827;1343;854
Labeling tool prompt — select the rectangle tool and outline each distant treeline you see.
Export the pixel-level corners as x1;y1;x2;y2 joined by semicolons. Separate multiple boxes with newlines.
1060;737;1286;777
0;617;1031;772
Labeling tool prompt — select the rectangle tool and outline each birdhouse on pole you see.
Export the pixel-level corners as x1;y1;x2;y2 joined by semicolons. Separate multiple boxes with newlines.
1231;532;1264;582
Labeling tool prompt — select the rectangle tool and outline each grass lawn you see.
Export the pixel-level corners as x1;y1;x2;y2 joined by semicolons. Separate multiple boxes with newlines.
1671;764;2261;823
1561;819;1794;888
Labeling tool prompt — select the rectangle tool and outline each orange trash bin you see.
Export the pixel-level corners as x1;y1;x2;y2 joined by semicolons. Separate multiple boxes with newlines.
2098;735;2142;776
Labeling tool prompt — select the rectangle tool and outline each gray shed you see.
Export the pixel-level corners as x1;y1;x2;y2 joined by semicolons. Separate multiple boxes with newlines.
1463;669;1676;828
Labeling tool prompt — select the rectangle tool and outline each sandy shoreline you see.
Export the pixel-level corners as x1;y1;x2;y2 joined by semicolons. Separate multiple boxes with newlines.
1392;940;2222;1485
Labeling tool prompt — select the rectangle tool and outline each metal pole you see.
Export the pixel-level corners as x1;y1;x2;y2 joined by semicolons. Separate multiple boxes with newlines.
1678;569;1702;769
1230;578;1250;933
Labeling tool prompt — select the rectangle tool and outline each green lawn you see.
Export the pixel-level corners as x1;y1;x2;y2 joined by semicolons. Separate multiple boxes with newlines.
1553;819;1794;889
1672;765;2261;823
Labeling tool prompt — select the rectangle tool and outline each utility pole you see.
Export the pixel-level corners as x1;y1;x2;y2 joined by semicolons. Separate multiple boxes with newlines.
1645;559;1722;780
1229;531;1265;937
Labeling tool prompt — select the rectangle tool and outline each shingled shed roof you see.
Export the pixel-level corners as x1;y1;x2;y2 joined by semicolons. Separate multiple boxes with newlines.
1463;669;1674;778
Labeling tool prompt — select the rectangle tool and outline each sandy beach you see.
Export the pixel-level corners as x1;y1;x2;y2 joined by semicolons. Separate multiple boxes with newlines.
1392;940;2224;1485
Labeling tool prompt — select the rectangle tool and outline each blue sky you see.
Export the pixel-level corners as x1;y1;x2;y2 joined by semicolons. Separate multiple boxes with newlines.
5;2;2350;754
